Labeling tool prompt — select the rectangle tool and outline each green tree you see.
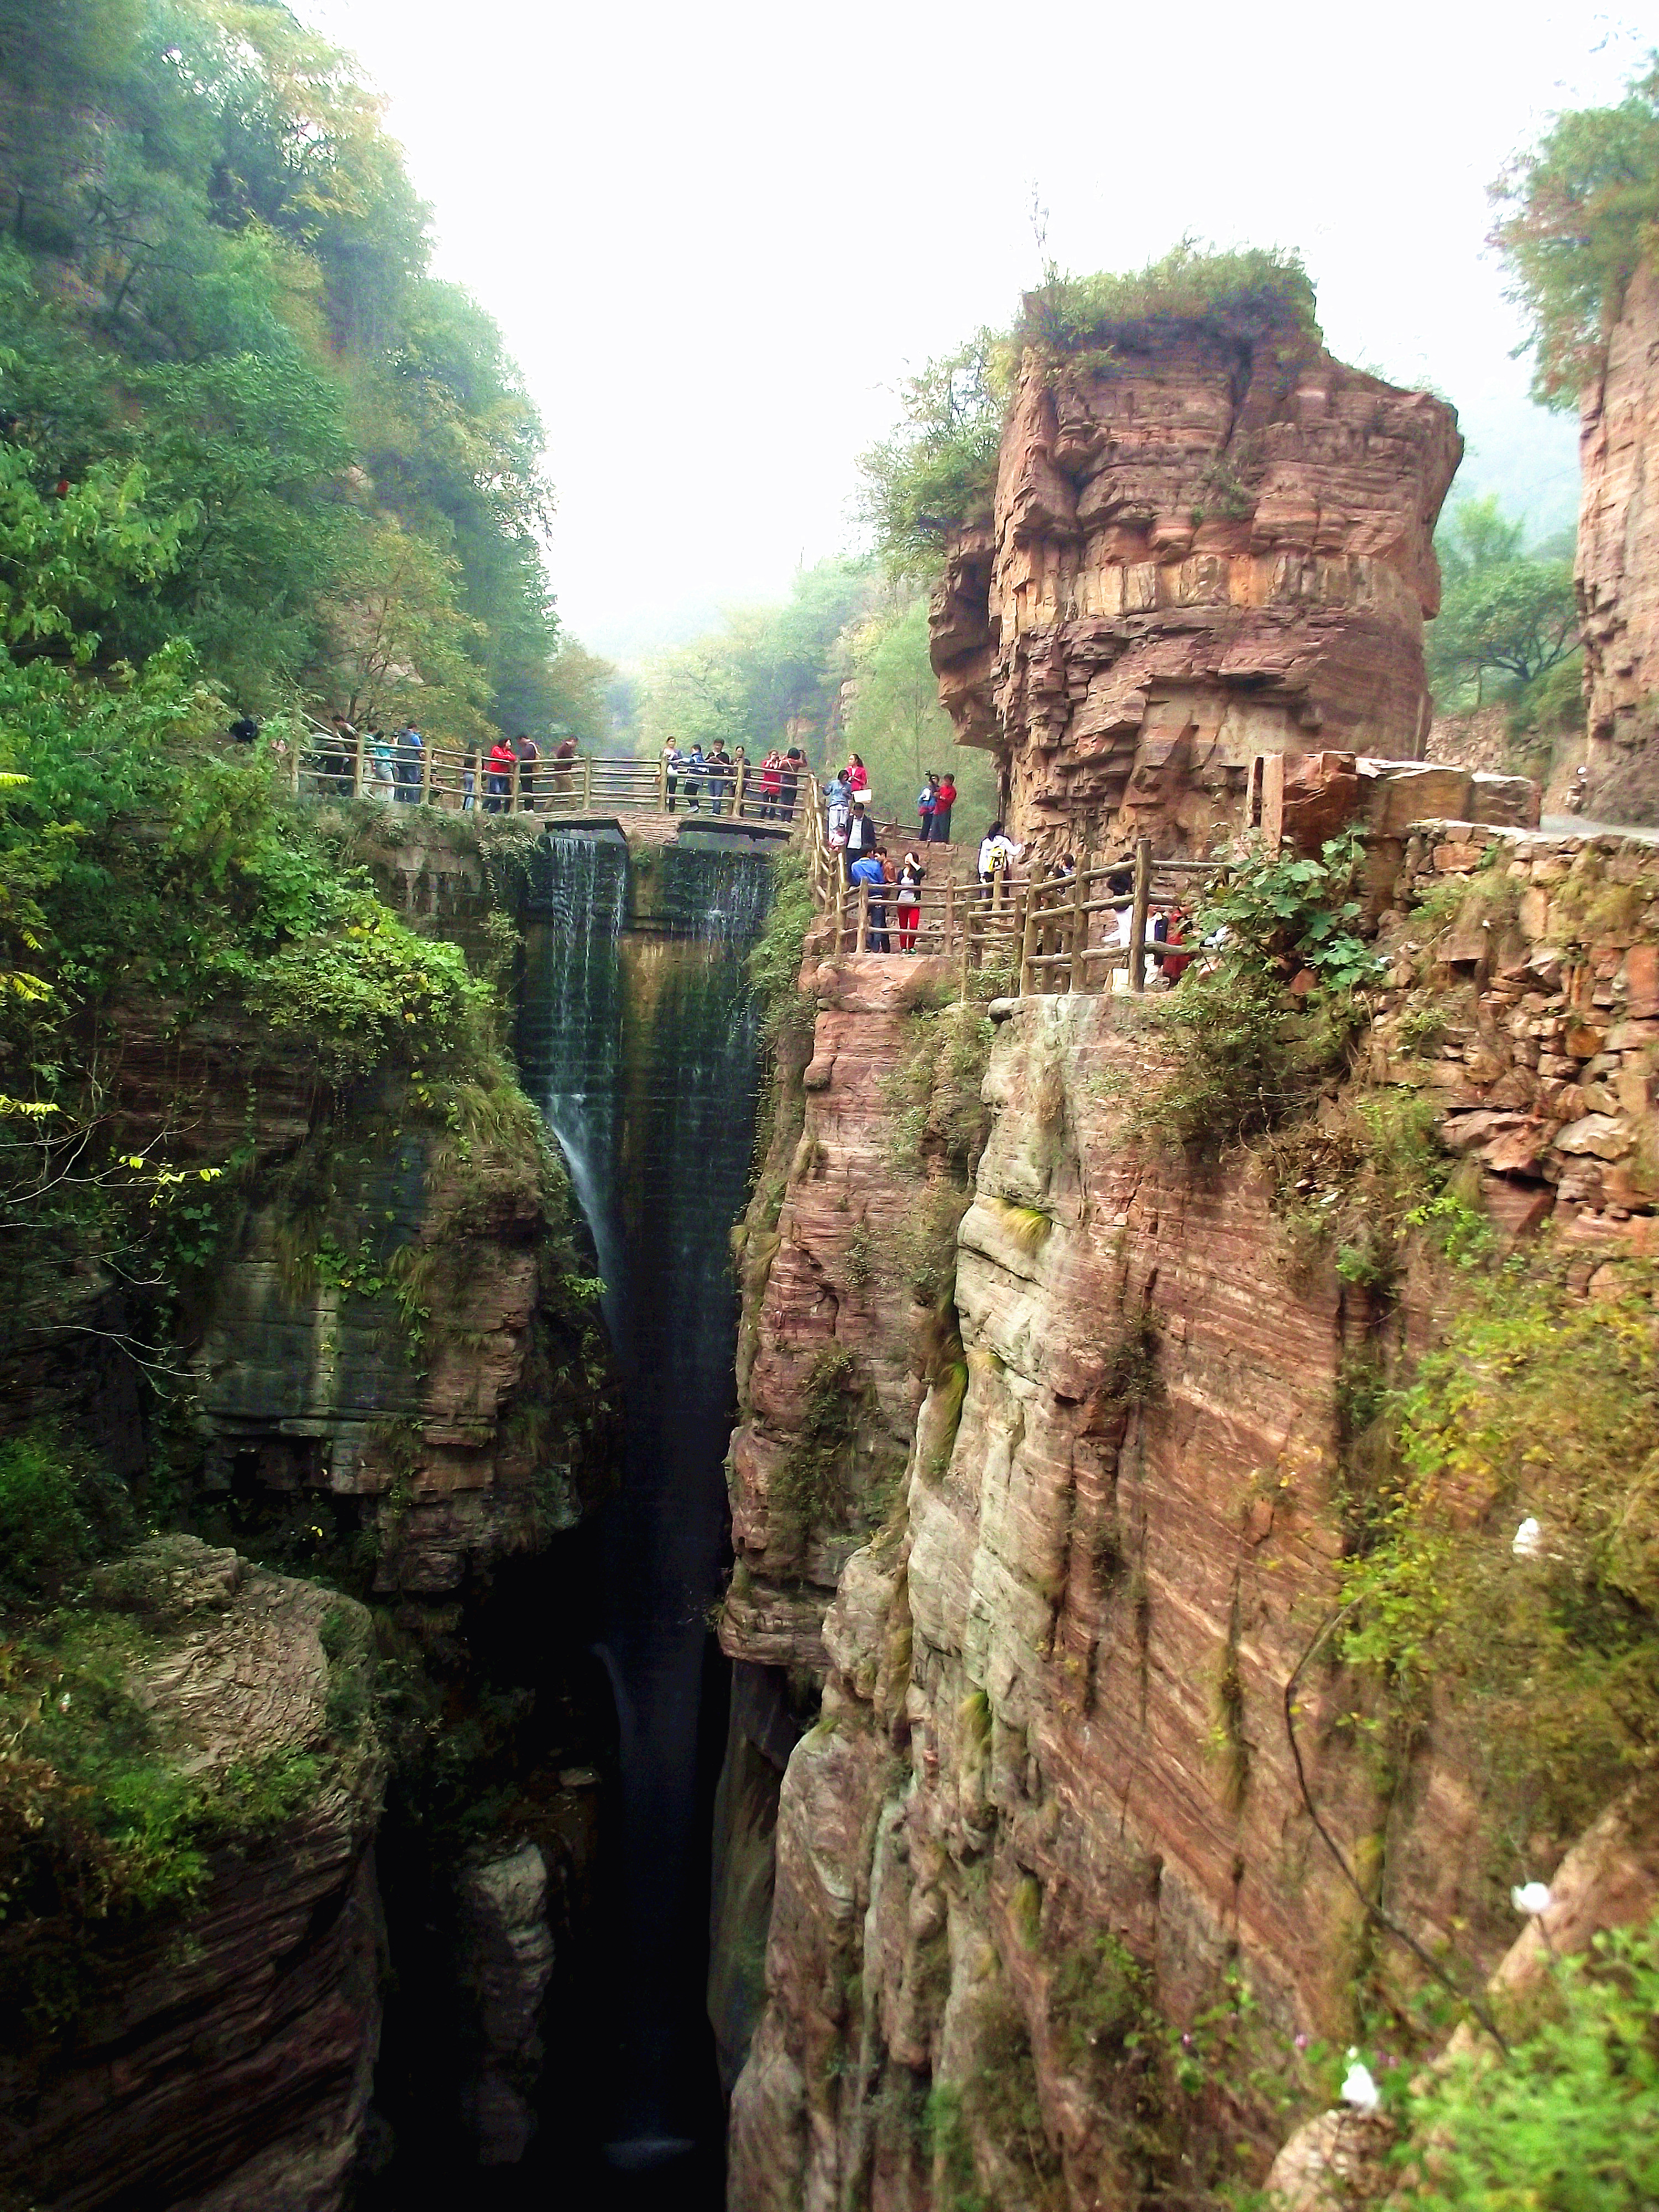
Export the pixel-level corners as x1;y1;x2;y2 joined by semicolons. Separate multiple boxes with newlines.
857;335;1004;578
1493;58;1659;404
1427;497;1579;706
841;596;997;826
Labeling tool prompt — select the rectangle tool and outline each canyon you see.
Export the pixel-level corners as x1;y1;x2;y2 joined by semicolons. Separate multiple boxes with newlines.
6;262;1659;2212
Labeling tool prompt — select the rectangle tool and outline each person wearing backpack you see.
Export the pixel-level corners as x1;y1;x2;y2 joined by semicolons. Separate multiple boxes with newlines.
896;848;926;952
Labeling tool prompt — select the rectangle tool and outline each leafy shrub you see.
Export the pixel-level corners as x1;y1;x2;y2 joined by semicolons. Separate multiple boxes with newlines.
1018;241;1321;362
772;1348;862;1539
1398;1914;1659;2206
1134;967;1352;1150
1337;1259;1659;1855
248;909;487;1078
747;847;815;1044
0;1431;131;1604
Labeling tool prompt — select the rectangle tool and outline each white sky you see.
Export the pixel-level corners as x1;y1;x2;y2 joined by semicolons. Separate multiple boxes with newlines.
302;0;1653;664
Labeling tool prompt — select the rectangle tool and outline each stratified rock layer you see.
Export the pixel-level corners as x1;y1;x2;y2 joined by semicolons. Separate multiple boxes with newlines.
1578;257;1659;821
726;823;1659;2210
931;320;1462;862
1;1540;385;2211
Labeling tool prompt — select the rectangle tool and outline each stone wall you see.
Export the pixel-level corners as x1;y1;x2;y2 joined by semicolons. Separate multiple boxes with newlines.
1578;258;1659;821
930;321;1462;866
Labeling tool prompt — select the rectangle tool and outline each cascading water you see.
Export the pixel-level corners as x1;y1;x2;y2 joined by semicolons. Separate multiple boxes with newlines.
517;828;773;2194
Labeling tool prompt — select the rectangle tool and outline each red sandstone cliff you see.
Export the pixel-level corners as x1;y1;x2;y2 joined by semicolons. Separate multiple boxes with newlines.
723;823;1659;2209
931;320;1462;862
1578;257;1659;821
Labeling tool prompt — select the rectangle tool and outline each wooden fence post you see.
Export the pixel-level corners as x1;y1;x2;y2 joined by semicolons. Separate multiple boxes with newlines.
1019;870;1041;997
959;896;973;1003
855;884;869;953
834;865;846;955
420;740;432;809
353;731;365;801
1130;837;1151;994
1069;859;1086;993
582;755;593;812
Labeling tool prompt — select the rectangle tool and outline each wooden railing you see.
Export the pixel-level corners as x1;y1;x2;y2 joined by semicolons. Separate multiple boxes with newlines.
800;794;1223;999
291;732;803;824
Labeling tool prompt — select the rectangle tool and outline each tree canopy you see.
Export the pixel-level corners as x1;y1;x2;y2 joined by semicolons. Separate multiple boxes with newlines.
0;0;602;736
1493;57;1659;405
1427;495;1579;707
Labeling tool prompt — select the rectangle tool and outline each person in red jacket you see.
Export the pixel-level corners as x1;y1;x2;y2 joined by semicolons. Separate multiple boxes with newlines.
485;736;517;813
931;773;957;843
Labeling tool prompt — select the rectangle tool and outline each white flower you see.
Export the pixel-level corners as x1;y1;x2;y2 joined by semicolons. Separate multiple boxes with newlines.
1340;2059;1380;2112
57;1692;71;1713
1512;1881;1553;1917
1512;1517;1543;1560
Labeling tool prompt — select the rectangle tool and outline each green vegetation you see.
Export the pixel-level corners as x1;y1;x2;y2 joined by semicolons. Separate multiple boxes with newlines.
622;559;999;823
1131;830;1376;1150
1335;1258;1659;1860
0;1430;134;1605
1016;240;1320;364
1427;496;1579;713
0;0;603;734
0;1585;369;2030
771;1347;862;1539
857;336;1005;577
858;243;1319;577
1396;1914;1659;2208
1493;58;1659;405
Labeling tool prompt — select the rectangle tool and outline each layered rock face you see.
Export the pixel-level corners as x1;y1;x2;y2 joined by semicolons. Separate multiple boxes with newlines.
1578;257;1659;821
930;320;1462;862
725;822;1659;2209
97;1003;610;1596
1;1539;385;2211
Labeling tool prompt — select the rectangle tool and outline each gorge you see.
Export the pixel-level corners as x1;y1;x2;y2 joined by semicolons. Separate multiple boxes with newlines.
6;13;1659;2212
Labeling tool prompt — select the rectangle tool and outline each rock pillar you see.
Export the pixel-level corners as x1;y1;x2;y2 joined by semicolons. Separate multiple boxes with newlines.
930;315;1463;863
1578;257;1659;821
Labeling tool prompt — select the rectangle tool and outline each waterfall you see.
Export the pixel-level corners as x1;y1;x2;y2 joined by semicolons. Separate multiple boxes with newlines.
517;829;771;2184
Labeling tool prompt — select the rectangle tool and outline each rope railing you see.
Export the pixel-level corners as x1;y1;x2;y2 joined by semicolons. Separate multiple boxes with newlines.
290;733;805;824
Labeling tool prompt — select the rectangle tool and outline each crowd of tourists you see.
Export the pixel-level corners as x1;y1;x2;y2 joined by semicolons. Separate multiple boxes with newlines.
658;741;806;818
296;715;574;812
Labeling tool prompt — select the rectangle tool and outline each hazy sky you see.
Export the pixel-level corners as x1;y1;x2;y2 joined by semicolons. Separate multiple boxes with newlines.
303;0;1651;664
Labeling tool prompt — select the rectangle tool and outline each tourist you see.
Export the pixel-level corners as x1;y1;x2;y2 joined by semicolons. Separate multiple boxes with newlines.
850;844;890;952
896;848;926;952
460;745;477;811
326;712;356;796
485;734;516;812
846;753;869;795
916;773;939;842
978;821;1021;898
684;744;705;811
394;721;424;804
549;731;577;801
825;769;853;855
662;739;685;811
515;732;540;813
932;772;956;844
845;791;879;881
759;748;784;821
780;747;804;822
1156;904;1194;988
707;741;732;815
370;729;397;802
731;745;748;815
1051;850;1077;885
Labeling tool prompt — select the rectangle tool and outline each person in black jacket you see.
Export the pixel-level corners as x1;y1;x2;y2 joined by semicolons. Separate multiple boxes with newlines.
844;794;878;880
